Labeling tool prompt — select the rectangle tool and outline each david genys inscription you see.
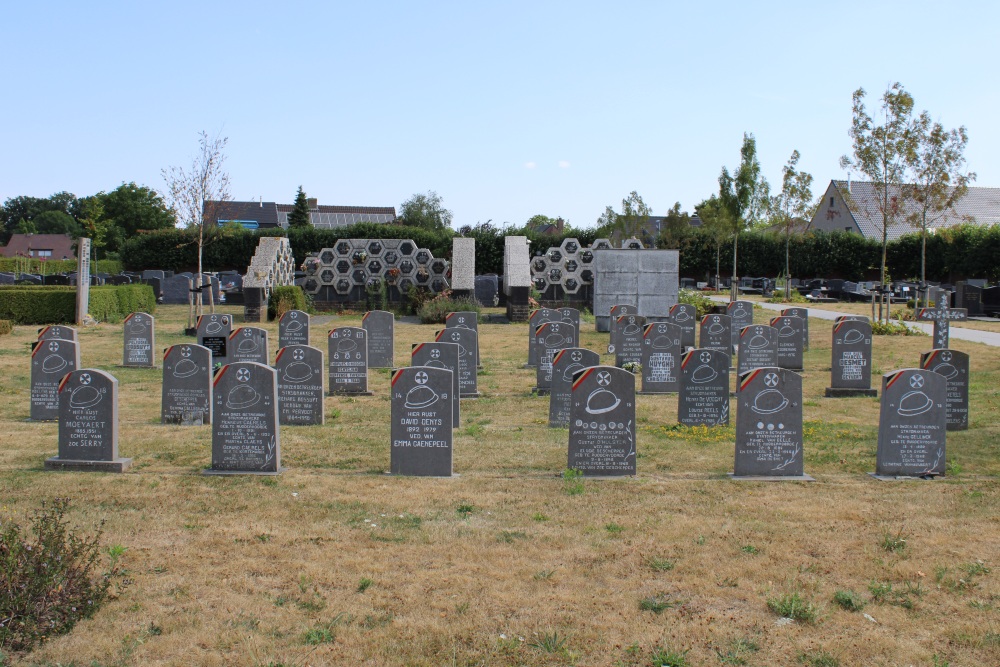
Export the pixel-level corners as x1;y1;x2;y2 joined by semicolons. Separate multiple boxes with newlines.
161;344;212;425
209;362;281;474
390;366;454;476
568;366;636;476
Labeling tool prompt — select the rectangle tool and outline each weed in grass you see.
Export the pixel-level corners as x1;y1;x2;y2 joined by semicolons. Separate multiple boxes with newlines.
261;477;278;488
563;468;585;495
932;655;950;667
359;612;393;630
605;522;625;535
529;631;566;653
463;423;485;437
648;557;676;572
868;580;922;609
356;577;373;593
832;589;866;611
328;408;341;420
533;569;555;581
639;593;679;613
456;503;475;517
303;624;335;645
797;651;839;667
650;645;689;666
740;544;759;555
498;530;529;543
716;637;760;665
255;533;272;543
879;527;909;554
532;512;549;522
766;592;819;623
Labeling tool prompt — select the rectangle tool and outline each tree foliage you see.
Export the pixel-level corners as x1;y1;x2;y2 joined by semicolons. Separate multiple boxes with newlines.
719;133;769;295
770;150;815;297
596;191;651;244
288;186;311;228
399;191;453;231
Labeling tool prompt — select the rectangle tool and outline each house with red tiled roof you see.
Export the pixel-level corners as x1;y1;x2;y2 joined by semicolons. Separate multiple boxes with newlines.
0;233;76;260
203;198;396;230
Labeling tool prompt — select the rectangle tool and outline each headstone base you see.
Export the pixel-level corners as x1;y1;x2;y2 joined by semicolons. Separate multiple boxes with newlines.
637;391;676;396
384;471;459;478
203;467;287;476
825;387;878;398
328;391;375;397
460;392;481;399
184;327;197;337
532;387;550;396
45;457;132;473
868;472;941;482
728;473;815;482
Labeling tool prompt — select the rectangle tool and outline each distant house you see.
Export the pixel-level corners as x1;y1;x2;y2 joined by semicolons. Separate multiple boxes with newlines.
526;217;566;236
0;233;76;260
203;198;396;230
808;180;1000;240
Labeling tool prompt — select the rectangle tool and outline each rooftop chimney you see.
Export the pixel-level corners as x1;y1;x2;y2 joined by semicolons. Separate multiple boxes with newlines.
307;198;318;210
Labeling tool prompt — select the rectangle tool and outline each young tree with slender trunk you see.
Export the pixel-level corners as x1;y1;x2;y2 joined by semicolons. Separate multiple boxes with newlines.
719;133;769;300
695;196;733;292
770;150;815;299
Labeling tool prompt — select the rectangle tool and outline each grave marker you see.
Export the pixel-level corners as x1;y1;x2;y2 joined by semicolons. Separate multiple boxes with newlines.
207;362;282;474
668;303;697;350
699;314;732;355
736;325;778;376
534;322;578;394
46;368;130;472
549;348;600;427
733;368;807;479
770;316;805;371
162;343;213;425
916;305;968;349
527;308;558;367
436;328;479;397
412;342;461;427
328;326;371;395
362;310;395;368
196;314;232;363
639;322;682;394
37;325;78;342
727;300;754;352
568;366;636;476
122;312;155;367
30;338;79;421
826;319;876;397
608;304;638;352
390;366;454;476
557;307;582;331
445;311;480;366
781;307;810;350
920;349;969;431
875;369;947;477
228;326;269;365
75;237;90;325
612;314;645;368
278;309;311;348
678;348;731;426
275;345;325;425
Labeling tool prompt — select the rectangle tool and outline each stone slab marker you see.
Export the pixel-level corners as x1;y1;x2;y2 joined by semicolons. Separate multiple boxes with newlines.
37;325;78;342
390;366;454;476
275;345;325;426
206;361;282;475
668;303;697;350
362;310;395;368
727;300;754;352
557;307;581;331
608;304;638;353
568;366;636;476
527;308;558;367
639;321;682;394
534;321;578;394
699;314;732;355
445;311;480;367
278;309;311;348
781;307;810;350
612;314;645;368
678;348;731;426
826;319;876;397
30;338;80;421
875;368;947;478
228;326;269;365
503;236;531;321
435;328;479;397
75;237;91;326
122;312;155;367
411;342;461;428
770;316;805;371
328;326;371;395
450;237;476;299
920;349;969;431
916;305;968;349
162;343;213;425
46;369;131;472
733;367;808;479
196;313;232;364
549;347;600;428
737;325;778;376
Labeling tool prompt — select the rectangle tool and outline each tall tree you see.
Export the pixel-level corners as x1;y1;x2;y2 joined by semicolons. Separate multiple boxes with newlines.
906;114;975;300
659;202;691;249
100;182;175;241
596;191;651;244
288;186;312;228
399;191;452;230
770;150;815;299
161;131;231;325
839;83;919;294
719;133;769;300
695;196;733;290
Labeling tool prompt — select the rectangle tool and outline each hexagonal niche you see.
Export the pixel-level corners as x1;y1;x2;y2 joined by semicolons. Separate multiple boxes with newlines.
580;249;594;264
367;259;383;275
399;241;415;256
304;258;320;275
351;249;367;265
548;268;562;281
430;278;447;292
352;268;367;284
397;277;414;293
581;269;594;283
547;249;562;263
383;250;399;265
336;259;351;274
563;277;580;293
532;258;547;273
623;238;644;249
533;276;547;290
430;259;447;275
320;269;335;284
334;278;352;294
398;259;415;275
414;270;430;285
335;242;352;256
303;278;319;293
320;250;336;265
367;241;383;256
561;238;579;254
564;259;578;273
414;250;431;265
591;238;612;251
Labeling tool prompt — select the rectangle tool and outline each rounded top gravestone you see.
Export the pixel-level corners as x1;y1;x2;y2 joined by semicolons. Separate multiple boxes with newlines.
876;368;947;478
568;366;636;476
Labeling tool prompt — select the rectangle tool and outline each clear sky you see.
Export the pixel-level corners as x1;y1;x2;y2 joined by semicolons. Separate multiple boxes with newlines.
3;1;997;230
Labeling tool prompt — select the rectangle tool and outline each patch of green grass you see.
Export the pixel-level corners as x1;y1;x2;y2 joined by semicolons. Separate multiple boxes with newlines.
716;637;759;665
647;557;676;572
605;522;625;535
766;592;818;623
650;645;689;666
529;631;566;653
879;527;909;553
356;577;373;593
832;589;865;612
740;544;759;555
532;512;549;522
533;569;555;581
456;503;476;517
797;651;839;667
463;423;485;437
563;468;584;495
498;530;529;544
639;594;680;613
868;580;923;609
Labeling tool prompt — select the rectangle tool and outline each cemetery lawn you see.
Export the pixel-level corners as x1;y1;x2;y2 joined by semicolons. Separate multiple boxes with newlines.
2;305;1000;666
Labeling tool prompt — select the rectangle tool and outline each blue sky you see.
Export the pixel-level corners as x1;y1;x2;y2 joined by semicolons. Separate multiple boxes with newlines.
3;1;997;230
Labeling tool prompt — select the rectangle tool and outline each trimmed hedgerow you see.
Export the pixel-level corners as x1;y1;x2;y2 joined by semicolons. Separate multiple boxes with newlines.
0;284;155;324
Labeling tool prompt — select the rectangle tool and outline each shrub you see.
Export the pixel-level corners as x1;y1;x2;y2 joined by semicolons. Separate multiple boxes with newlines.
678;289;715;319
416;292;481;324
0;499;125;654
0;319;12;335
766;591;819;623
871;320;924;336
268;286;306;320
832;589;865;612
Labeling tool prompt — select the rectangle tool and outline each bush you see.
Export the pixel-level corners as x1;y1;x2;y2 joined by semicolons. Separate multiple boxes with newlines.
871;320;925;336
0;499;125;655
0;285;155;324
0;258;121;275
0;319;14;335
268;286;307;321
678;289;715;319
416;292;482;324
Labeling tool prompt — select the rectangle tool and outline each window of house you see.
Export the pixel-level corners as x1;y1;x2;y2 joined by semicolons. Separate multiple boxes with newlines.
830;197;835;207
845;227;852;233
37;250;52;259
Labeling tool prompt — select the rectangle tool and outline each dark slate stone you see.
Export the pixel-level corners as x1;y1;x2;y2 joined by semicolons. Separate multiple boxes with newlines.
475;275;499;306
411;342;461;428
727;300;754;352
362;310;395;368
770;316;805;371
920;349;969;431
208;362;281;474
699;314;732;355
736;325;778;376
828;320;873;391
196;314;232;363
568;366;636;476
557;307;582;331
161;274;194;304
534;322;579;393
278;310;311;349
44;274;70;286
0;272;16;285
781;307;810;350
916;306;968;349
527;308;559;366
734;368;803;477
955;282;983;316
435;328;479;397
228;326;269;365
162;343;213;425
445;311;480;366
327;326;370;395
122;312;155;367
390;366;454;476
142;270;165;280
16;274;43;285
639;321;682;393
612;315;645;368
876;369;947;477
30;338;80;421
668;303;697;350
37;325;78;342
678;348;731;426
275;345;325;426
549;348;600;427
46;369;130;471
609;306;639;354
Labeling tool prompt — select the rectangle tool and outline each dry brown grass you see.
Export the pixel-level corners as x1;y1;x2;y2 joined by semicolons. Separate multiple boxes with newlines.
2;305;1000;666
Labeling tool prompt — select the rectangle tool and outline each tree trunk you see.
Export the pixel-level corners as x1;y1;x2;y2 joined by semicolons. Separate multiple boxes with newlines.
196;225;204;318
715;244;721;293
731;232;738;302
785;230;791;300
920;212;927;308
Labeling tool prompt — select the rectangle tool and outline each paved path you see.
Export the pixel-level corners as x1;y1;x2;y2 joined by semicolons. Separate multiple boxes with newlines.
709;296;1000;347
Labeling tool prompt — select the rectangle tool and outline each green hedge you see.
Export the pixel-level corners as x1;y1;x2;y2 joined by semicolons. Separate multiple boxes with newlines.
267;286;307;321
0;258;122;275
0;284;155;324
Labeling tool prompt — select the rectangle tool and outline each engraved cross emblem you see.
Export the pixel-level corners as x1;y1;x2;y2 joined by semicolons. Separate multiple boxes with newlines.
764;372;779;387
571;351;583;362
700;352;712;363
181;346;191;357
237;368;251;383
48;341;59;352
293;349;305;361
415;371;429;385
910;374;924;388
597;371;611;386
431;348;441;359
79;373;92;385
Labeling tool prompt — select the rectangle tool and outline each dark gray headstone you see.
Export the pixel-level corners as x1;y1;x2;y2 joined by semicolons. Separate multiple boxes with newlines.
37;325;78;342
956;283;983;316
390;366;454;476
327;326;370;395
557;307;582;331
363;310;395;368
727;300;754;352
278;310;311;349
436;328;479;397
612;314;645;368
208;362;281;474
549;348;600;427
161;274;194;304
275;345;325;426
46;369;130;472
781;307;810;350
737;325;778;376
446;311;480;366
770;316;805;371
699;314;732;355
609;305;639;355
835;315;870;324
411;342;461;428
734;368;803;477
30;338;80;421
197;313;232;363
920;349;969;431
568;366;636;476
668;303;697;350
228;326;269;365
162;343;212;425
639;321;682;393
826;319;874;395
142;270;165;280
876;369;947;477
122;313;155;367
916;306;968;349
534;322;578;393
0;272;15;285
527;308;558;366
474;275;499;306
678;348;731;426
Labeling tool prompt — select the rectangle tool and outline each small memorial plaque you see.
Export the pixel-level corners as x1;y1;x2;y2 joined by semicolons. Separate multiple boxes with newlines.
527;309;558;367
275;345;325;426
826;319;876;397
30;338;80;421
668;303;697;350
436;328;479;397
678;348;731;426
639;322;682;394
228;326;269;365
46;369;130;472
781;307;809;350
37;325;78;342
122;312;155;367
612;315;645;367
328;327;371;395
699;314;732;355
278;310;311;348
568;366;636;476
734;368;805;478
411;342;461;428
362;310;395;368
390;366;454;476
549;348;600;427
920;349;969;431
162;344;212;425
534;322;578;394
197;314;232;363
770;316;805;371
737;325;778;376
727;300;754;352
207;362;282;474
445;311;480;366
876;369;947;477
